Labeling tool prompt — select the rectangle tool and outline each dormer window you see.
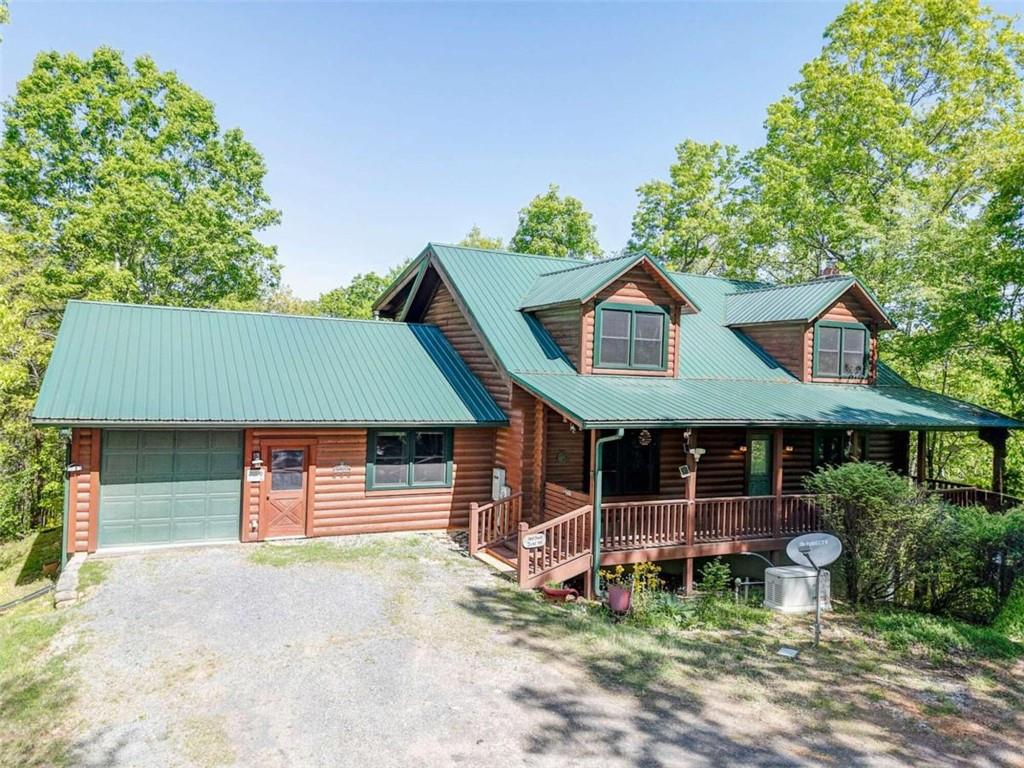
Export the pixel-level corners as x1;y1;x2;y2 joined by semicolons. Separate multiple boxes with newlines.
815;322;868;378
595;302;668;370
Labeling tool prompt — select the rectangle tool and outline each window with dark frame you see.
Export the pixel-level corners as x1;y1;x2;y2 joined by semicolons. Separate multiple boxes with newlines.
595;302;668;371
367;429;452;489
815;322;868;378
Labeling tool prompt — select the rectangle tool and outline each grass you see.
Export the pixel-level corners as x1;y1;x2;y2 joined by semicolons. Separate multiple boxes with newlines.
0;528;61;605
0;534;75;767
76;560;110;594
858;609;1024;661
247;534;429;569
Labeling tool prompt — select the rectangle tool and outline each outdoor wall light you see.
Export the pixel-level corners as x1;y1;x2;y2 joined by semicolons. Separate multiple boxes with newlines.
738;445;748;453
251;450;263;468
785;445;795;453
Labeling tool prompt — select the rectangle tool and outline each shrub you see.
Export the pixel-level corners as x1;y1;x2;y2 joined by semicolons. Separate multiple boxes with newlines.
697;557;731;597
804;462;932;606
993;581;1024;641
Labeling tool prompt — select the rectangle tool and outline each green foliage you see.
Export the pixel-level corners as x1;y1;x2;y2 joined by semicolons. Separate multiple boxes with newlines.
629;140;753;275
0;48;281;538
697;557;732;597
805;461;929;606
860;609;1023;661
316;262;408;320
509;183;601;259
458;225;504;250
993;580;1024;641
915;505;1024;622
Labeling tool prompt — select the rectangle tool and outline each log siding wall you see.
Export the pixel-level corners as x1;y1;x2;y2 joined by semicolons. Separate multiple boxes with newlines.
422;281;512;409
535;305;582;369
68;428;100;554
246;427;496;537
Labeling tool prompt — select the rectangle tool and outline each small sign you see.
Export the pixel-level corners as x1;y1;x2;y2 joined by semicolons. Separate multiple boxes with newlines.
777;647;800;659
332;462;352;476
247;468;265;482
522;533;546;549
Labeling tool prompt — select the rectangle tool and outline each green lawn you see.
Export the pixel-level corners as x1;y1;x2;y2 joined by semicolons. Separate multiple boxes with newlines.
0;528;61;605
0;531;75;767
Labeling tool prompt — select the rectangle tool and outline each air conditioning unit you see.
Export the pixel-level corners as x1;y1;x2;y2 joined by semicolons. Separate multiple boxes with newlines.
764;566;832;614
491;468;510;501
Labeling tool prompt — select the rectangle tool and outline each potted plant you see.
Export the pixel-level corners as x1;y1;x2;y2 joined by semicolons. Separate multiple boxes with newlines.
541;581;579;602
601;565;633;614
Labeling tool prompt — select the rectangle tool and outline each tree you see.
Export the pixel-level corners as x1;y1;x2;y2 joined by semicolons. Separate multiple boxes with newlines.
509;184;601;258
0;48;281;536
1;48;281;307
458;225;504;250
748;0;1024;306
629;140;752;275
317;262;408;320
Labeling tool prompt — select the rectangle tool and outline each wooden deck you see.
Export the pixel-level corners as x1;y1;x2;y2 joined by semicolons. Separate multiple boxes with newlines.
469;483;823;590
469;478;1019;591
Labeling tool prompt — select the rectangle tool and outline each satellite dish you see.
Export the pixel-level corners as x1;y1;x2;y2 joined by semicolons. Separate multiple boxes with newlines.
787;533;842;567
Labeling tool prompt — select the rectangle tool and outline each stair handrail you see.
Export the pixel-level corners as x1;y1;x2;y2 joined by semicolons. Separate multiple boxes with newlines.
517;503;593;587
468;492;524;556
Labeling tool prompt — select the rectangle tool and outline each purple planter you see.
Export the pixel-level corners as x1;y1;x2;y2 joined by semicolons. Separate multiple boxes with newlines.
607;585;632;614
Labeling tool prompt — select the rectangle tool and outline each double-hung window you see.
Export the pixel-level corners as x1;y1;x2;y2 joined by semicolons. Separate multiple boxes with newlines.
367;429;452;489
815;322;869;378
595;302;668;370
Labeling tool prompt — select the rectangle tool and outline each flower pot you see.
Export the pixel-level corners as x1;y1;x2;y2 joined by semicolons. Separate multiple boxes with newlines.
607;585;632;614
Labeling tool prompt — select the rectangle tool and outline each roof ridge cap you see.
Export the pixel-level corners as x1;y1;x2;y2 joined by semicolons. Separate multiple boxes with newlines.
70;300;416;327
726;275;853;297
430;242;587;264
537;252;638;277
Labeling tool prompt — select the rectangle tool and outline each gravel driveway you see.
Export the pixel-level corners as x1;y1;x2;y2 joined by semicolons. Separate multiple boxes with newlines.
65;534;1012;768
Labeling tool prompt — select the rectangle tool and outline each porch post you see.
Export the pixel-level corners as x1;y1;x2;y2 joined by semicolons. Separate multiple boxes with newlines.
468;502;479;556
980;428;1009;495
684;557;694;595
772;428;784;539
915;430;928;486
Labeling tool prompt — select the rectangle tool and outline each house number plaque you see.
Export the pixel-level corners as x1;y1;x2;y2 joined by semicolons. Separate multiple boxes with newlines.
522;533;546;549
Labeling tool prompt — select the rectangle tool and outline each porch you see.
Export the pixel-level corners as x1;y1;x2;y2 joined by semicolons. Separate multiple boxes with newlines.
470;482;822;592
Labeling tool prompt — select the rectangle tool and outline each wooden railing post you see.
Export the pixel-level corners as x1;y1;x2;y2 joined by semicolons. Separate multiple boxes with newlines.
685;500;695;546
468;502;479;556
772;429;784;539
516;521;529;587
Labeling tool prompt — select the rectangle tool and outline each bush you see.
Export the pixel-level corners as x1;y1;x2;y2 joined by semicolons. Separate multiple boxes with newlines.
993;581;1024;641
804;462;931;606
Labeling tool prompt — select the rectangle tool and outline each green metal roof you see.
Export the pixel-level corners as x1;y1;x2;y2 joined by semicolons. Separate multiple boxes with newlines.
518;252;692;311
724;276;893;327
33;301;507;426
512;373;1021;430
425;244;1018;430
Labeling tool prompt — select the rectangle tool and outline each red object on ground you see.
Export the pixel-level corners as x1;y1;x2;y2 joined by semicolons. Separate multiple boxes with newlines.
607;585;632;613
541;586;579;602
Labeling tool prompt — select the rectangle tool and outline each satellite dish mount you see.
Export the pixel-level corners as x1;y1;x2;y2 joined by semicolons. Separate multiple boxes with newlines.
786;533;843;646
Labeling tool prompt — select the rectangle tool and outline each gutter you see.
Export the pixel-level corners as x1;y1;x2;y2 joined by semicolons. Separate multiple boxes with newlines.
591;428;625;597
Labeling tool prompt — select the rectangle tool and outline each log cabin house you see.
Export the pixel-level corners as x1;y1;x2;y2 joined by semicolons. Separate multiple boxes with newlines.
33;244;1022;594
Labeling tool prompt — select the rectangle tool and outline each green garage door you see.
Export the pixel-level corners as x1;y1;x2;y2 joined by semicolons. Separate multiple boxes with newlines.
99;430;243;548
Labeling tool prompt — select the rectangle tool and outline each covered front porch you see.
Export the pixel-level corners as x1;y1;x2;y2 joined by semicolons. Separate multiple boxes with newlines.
470;421;1015;593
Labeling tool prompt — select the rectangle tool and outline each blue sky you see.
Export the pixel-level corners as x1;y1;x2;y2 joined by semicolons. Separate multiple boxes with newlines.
0;1;945;297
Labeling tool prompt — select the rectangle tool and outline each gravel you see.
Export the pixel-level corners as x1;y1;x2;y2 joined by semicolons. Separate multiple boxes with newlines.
65;534;960;768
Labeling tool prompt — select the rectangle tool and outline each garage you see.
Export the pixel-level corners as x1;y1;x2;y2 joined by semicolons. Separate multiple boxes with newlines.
98;430;243;548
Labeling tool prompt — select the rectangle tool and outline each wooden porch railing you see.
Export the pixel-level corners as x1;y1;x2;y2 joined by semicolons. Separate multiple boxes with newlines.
468;492;523;556
517;503;593;588
779;494;823;535
920;478;1021;513
601;498;689;550
693;496;777;542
